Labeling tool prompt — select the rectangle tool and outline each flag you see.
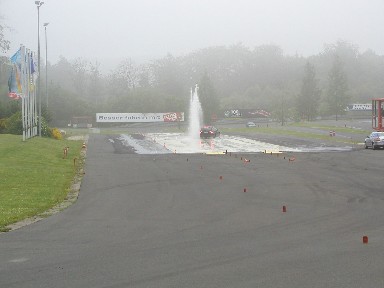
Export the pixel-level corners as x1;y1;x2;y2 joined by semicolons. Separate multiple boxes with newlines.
8;49;23;99
10;48;21;64
8;66;20;99
30;54;36;74
29;53;38;91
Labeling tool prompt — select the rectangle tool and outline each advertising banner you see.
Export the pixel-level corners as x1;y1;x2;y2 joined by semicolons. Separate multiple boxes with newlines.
96;112;184;123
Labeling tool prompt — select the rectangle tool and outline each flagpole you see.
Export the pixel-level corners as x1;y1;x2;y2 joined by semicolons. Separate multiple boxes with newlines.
36;1;44;137
29;51;33;138
44;23;49;108
31;52;35;137
26;48;30;139
33;52;38;137
20;45;26;141
8;47;37;140
26;49;31;139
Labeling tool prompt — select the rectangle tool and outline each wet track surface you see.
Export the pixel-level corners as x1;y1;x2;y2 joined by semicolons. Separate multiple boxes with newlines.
1;132;383;288
109;132;355;155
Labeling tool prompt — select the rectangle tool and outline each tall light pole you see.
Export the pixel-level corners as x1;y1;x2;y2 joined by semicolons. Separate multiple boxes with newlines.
44;22;49;108
35;0;44;137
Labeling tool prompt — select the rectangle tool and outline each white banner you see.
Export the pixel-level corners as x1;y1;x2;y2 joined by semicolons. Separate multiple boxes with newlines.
96;112;184;123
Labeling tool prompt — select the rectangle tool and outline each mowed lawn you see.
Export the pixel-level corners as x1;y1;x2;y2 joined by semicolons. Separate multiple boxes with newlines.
0;134;83;232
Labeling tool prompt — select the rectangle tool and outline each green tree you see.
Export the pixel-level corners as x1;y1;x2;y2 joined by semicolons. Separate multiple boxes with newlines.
296;62;321;121
0;18;10;53
48;83;91;127
198;73;219;124
0;90;20;119
326;55;349;120
151;54;186;98
270;87;295;126
72;58;89;98
88;61;103;110
5;111;22;134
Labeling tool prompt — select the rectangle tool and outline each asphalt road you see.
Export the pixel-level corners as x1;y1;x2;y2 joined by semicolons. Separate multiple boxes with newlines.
1;133;383;288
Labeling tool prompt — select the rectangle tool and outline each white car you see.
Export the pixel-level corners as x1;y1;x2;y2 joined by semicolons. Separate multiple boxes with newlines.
364;132;384;149
246;122;256;127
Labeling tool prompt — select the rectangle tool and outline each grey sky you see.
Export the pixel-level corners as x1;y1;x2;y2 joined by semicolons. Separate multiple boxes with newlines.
1;0;384;72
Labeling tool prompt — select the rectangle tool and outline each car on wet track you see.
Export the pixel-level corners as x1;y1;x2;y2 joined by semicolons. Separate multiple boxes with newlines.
200;126;220;138
364;131;384;149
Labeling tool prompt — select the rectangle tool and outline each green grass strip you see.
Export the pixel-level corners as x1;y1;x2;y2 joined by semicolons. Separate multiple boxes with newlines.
0;134;83;231
289;122;371;134
221;126;366;144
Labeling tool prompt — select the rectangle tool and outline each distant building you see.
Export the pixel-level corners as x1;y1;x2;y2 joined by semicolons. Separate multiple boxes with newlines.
223;109;271;118
345;104;372;111
344;104;372;119
70;116;93;128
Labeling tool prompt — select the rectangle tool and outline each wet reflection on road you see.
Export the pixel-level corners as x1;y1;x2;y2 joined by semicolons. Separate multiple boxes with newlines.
113;133;353;154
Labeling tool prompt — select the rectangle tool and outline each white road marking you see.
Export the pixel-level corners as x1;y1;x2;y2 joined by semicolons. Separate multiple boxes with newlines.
9;258;28;263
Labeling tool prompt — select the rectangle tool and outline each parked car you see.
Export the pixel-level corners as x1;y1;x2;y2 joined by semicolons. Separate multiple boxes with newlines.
200;126;220;138
246;121;256;127
364;131;384;149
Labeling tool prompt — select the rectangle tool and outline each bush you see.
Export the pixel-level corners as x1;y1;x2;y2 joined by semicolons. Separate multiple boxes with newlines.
51;128;63;140
40;117;52;137
2;111;62;138
5;111;22;135
0;118;6;133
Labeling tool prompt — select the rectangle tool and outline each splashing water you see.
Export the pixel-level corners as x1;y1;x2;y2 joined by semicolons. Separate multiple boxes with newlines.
188;84;203;140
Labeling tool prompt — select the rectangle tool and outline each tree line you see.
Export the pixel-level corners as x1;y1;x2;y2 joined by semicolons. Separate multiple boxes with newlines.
1;40;384;130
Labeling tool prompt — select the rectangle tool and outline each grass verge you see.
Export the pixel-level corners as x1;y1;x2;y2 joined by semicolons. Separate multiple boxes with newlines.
222;124;369;144
289;122;371;134
0;134;84;232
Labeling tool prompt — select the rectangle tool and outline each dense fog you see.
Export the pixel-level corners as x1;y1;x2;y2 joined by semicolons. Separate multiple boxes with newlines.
2;0;384;69
1;0;384;127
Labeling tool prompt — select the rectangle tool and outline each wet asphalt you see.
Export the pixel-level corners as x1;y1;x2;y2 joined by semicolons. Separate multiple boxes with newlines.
0;133;383;288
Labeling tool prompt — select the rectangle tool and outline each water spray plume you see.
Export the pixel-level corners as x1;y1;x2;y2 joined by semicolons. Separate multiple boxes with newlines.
188;84;203;140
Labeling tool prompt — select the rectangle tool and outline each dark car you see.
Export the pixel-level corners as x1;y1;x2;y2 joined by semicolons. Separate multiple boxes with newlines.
200;126;220;138
365;131;384;149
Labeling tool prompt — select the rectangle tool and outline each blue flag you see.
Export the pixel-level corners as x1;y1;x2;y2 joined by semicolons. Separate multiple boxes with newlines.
10;48;21;64
8;49;23;99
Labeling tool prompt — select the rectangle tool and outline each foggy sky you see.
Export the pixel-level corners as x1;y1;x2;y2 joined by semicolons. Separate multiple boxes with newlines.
1;0;384;72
